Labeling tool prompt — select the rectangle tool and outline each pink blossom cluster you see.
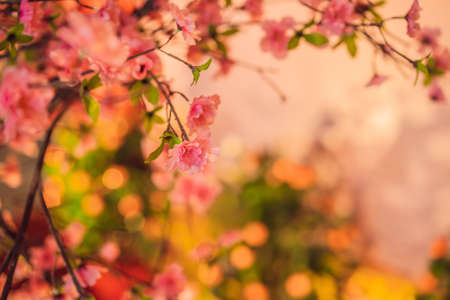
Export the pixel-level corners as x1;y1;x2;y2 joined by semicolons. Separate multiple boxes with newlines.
0;66;54;144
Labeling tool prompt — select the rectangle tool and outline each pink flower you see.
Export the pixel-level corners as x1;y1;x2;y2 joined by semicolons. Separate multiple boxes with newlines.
304;0;324;8
366;74;388;87
170;3;199;45
122;29;162;80
244;0;263;19
192;0;223;33
29;237;60;272
190;243;216;261
319;0;354;36
99;241;120;262
187;95;220;136
429;82;446;102
47;40;83;82
260;17;295;59
215;57;235;77
153;264;187;299
406;0;421;38
0;154;21;188
0;67;54;144
62;222;85;249
63;265;103;298
170;174;221;214
416;27;441;51
166;137;217;173
57;11;130;81
217;230;242;248
435;48;450;71
19;0;44;37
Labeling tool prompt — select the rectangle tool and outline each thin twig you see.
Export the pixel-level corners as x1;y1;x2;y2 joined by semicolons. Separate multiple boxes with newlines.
148;71;189;141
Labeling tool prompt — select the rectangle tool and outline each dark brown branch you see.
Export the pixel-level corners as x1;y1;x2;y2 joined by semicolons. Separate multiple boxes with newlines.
0;100;72;300
39;188;86;298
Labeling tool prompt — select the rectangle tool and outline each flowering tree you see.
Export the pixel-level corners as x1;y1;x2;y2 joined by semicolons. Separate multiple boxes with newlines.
0;0;448;299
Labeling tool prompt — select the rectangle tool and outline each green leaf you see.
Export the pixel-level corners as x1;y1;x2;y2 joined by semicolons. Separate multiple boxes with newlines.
197;58;212;71
10;24;24;35
82;95;100;122
215;39;227;57
86;73;102;91
153;115;164;123
191;68;201;85
221;27;239;36
225;0;232;7
415;61;429;76
304;33;328;46
16;34;33;43
162;131;182;149
191;58;212;85
0;40;7;51
167;136;181;149
145;140;165;163
144;84;159;105
130;81;144;105
344;35;357;57
287;34;301;50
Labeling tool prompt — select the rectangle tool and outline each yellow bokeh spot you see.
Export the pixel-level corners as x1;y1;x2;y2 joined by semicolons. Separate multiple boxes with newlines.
44;146;66;167
118;194;142;218
230;245;255;270
198;263;223;287
43;177;65;208
345;268;415;300
312;274;337;300
102;165;128;190
243;282;269;300
285;273;312;299
81;194;104;217
68;170;91;193
242;222;269;247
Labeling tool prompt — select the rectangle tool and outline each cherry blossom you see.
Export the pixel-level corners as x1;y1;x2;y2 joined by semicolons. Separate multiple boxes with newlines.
416;27;441;51
63;265;103;298
170;3;199;45
166;137;218;173
429;82;446;102
319;0;354;36
19;0;45;37
244;0;263;19
170;174;221;214
187;95;221;136
190;242;216;261
366;74;388;87
260;17;295;59
153;264;187;299
406;0;421;38
0;66;54;143
99;241;121;262
218;230;242;247
57;10;130;81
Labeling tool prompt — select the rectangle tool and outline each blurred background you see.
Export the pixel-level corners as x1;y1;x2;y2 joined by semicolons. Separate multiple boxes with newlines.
1;0;450;299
